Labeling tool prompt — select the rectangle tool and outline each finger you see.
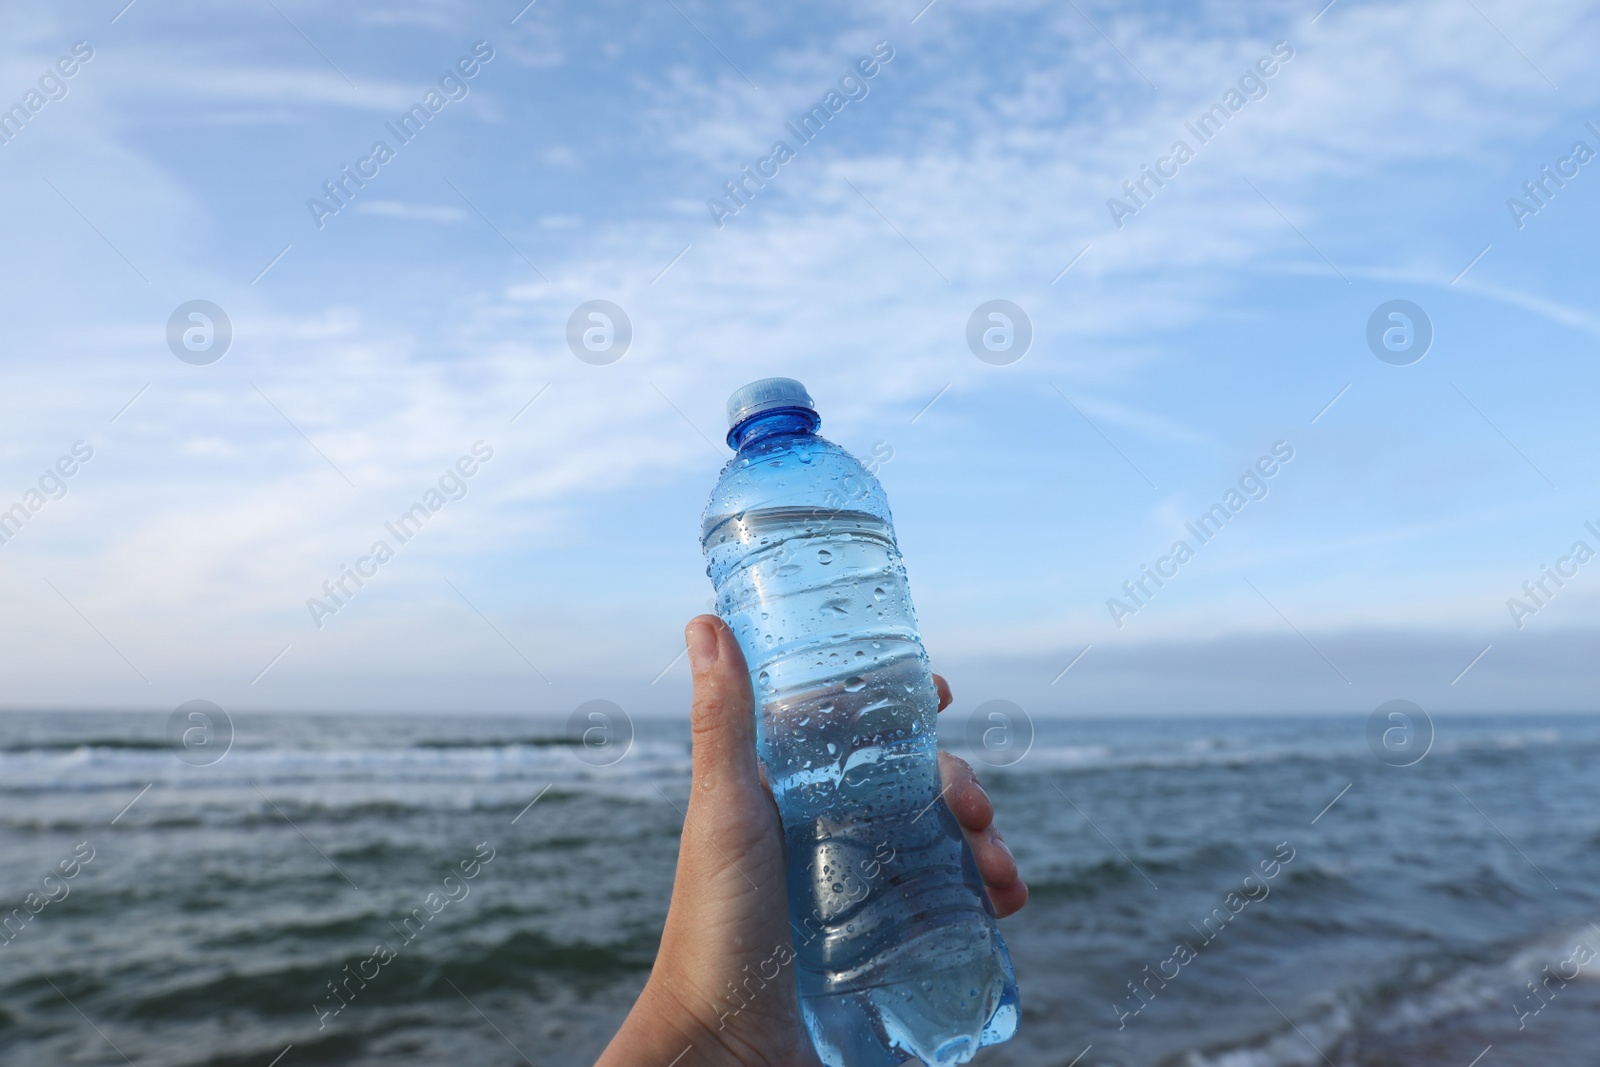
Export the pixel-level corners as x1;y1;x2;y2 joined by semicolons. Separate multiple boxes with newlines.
987;876;1029;919
969;824;1019;889
969;825;1026;918
937;752;1028;918
932;673;953;713
685;615;762;797
938;751;993;833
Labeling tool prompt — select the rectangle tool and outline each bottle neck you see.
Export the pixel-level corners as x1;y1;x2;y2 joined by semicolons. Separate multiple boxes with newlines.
729;408;820;450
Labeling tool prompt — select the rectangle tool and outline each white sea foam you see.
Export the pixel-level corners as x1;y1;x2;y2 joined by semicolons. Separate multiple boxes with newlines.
0;720;1583;799
0;739;695;828
1182;918;1600;1067
964;725;1582;777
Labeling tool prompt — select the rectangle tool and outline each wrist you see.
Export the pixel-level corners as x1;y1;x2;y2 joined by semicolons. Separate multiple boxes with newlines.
599;974;729;1067
640;973;807;1067
647;971;826;1067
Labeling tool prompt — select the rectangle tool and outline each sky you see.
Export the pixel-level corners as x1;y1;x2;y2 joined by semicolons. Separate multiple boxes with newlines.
0;0;1596;718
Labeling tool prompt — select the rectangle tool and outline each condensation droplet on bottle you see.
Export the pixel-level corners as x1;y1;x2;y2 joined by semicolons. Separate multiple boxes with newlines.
758;670;770;688
844;677;866;692
826;742;838;756
873;586;886;600
817;548;833;565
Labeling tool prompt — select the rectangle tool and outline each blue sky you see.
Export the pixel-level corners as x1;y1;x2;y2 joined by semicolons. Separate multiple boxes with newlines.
0;0;1596;716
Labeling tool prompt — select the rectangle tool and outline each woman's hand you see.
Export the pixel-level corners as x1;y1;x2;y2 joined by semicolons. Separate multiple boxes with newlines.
597;616;1026;1067
933;672;1028;920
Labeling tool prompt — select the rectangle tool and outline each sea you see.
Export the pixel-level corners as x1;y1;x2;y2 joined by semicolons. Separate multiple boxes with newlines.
2;711;1597;1067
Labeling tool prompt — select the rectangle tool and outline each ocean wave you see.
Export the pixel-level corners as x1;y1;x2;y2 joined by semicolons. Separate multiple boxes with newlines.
1178;917;1600;1067
1423;863;1530;906
0;738;171;753
0;722;1585;785
113;927;659;1023
0;739;694;793
1018;842;1340;912
0;783;679;833
410;736;577;749
0;723;1589;831
968;727;1591;777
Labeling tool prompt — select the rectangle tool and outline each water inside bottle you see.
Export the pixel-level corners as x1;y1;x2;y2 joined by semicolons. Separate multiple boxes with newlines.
705;504;1017;1066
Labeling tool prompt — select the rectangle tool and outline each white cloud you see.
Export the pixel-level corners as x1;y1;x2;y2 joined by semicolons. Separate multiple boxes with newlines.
354;200;467;222
1;0;1596;709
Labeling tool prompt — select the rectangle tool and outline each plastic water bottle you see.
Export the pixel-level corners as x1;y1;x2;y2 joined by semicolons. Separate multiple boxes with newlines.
702;378;1019;1067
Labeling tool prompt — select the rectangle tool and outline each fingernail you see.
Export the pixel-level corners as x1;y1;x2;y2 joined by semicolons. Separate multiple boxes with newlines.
686;617;719;667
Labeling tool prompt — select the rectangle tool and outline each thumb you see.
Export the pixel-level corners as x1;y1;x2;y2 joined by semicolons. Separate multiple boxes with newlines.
685;615;763;798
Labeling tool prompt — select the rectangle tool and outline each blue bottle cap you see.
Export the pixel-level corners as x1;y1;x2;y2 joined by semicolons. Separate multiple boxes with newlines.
725;378;816;444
